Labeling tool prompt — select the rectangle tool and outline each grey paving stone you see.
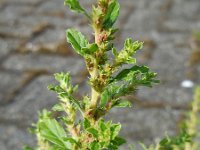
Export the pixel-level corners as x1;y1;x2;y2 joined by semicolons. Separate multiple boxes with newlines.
132;33;194;105
0;124;34;150
159;0;200;33
106;107;182;147
0;4;34;26
21;27;90;54
167;0;200;20
149;47;189;82
161;19;200;33
2;54;85;75
0;38;21;59
0;25;34;39
21;25;91;53
115;2;134;28
2;0;42;5
0;141;7;150
123;0;164;33
23;28;66;52
118;17;190;48
0;76;57;125
124;10;158;33
17;15;91;40
17;14;73;28
0;75;89;125
0;71;23;104
137;83;194;107
195;65;200;83
35;0;73;17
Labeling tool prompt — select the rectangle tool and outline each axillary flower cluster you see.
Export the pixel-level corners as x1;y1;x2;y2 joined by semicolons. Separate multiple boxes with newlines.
24;0;159;150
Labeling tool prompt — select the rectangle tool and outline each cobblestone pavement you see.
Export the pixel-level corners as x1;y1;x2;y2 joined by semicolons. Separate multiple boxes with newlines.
0;0;200;149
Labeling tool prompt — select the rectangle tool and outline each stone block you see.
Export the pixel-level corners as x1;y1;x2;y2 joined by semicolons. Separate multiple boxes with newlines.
0;74;89;125
0;124;34;150
0;71;23;104
2;54;85;75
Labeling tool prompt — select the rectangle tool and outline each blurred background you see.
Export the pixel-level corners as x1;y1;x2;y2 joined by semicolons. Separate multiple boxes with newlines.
0;0;200;149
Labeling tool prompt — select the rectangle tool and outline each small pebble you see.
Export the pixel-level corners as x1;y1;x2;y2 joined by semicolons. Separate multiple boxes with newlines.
181;80;194;88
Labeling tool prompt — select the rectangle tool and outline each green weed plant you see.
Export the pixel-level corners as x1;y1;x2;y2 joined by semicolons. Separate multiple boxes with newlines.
24;1;200;150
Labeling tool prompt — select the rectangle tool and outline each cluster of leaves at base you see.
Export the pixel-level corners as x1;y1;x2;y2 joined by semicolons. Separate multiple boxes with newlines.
24;110;126;150
83;119;126;150
24;73;128;150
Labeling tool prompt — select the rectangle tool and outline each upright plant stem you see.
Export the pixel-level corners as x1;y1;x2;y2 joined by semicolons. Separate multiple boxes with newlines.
90;32;100;109
90;0;103;109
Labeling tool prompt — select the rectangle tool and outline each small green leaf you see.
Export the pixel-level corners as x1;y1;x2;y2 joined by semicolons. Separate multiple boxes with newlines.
100;89;110;107
39;118;70;149
159;138;169;145
115;136;126;145
67;29;98;56
112;48;118;57
83;118;91;129
99;120;107;132
110;124;121;140
64;0;91;19
66;29;88;55
64;0;85;13
103;0;120;28
100;85;126;108
54;72;70;88
52;103;64;112
87;128;99;138
114;66;149;81
109;136;126;149
23;146;34;150
63;137;80;147
112;99;132;108
111;65;159;88
115;39;143;64
88;43;98;53
89;141;100;150
70;97;83;113
81;43;99;54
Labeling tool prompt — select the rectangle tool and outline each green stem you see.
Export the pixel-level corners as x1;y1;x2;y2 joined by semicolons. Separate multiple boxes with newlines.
91;88;100;108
